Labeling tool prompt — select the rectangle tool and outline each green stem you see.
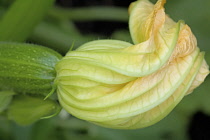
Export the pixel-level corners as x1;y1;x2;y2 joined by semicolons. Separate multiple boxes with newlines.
29;21;98;54
48;6;128;22
0;0;55;42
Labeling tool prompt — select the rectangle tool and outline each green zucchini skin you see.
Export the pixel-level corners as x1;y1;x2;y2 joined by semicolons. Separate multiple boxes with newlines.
0;43;62;95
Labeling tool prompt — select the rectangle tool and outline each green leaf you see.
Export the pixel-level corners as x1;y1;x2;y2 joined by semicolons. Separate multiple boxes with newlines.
0;91;15;112
7;95;61;125
0;0;55;42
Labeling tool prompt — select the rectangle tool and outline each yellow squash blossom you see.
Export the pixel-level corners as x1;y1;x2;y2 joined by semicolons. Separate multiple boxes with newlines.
55;0;209;129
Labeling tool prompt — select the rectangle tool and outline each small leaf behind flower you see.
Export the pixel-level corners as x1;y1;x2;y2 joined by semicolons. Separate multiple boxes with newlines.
7;95;61;125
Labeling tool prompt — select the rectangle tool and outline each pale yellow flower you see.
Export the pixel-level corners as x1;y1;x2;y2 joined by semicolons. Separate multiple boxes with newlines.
55;0;209;129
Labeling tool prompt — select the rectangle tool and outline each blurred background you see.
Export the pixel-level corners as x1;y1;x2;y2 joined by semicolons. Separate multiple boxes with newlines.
0;0;210;140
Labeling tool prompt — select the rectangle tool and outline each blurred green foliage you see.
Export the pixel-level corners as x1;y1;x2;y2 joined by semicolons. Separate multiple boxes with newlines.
0;0;210;140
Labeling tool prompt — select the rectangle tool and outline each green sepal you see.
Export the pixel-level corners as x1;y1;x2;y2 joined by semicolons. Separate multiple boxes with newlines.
7;95;61;125
0;42;62;95
0;91;15;112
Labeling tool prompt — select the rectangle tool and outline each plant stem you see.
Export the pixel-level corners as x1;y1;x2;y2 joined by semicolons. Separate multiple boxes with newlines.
48;6;128;22
29;21;98;54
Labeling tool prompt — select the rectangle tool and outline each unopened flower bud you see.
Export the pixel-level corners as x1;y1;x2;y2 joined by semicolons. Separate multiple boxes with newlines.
56;0;209;129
